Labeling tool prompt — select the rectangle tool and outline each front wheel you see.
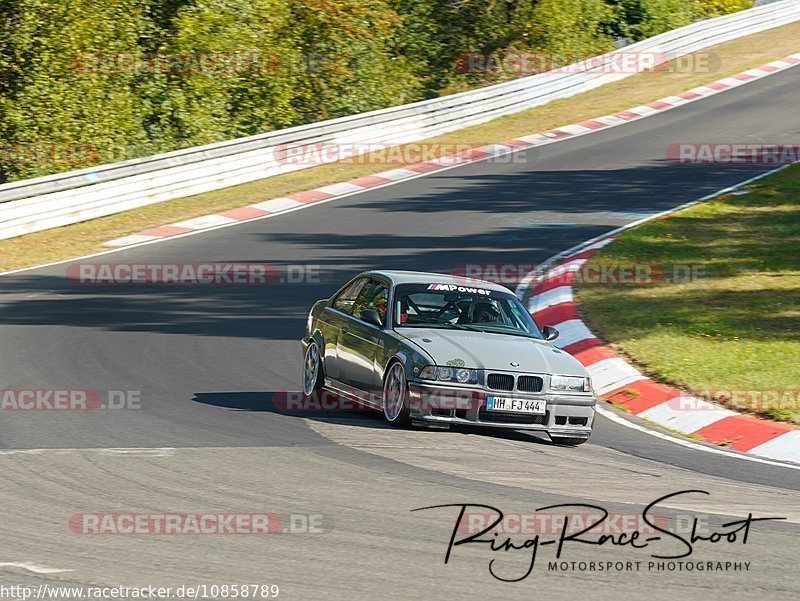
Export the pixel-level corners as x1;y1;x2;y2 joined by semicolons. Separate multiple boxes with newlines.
551;436;590;446
382;362;410;426
302;342;324;396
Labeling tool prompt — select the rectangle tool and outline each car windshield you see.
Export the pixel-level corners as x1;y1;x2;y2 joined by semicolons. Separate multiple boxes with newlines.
393;283;544;339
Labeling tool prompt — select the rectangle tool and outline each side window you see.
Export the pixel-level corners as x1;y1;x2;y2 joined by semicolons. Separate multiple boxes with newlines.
333;278;368;315
351;280;389;324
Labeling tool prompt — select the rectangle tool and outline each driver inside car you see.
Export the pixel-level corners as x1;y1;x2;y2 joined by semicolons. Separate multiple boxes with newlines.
470;301;502;323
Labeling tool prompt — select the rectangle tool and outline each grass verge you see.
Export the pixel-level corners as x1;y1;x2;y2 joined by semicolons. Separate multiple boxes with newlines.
575;164;800;423
1;21;800;273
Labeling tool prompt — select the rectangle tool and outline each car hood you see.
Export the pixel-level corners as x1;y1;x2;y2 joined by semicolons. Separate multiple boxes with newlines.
395;327;587;376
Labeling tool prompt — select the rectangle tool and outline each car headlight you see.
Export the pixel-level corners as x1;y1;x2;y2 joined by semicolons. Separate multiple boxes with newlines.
419;366;478;385
550;375;591;392
455;368;473;383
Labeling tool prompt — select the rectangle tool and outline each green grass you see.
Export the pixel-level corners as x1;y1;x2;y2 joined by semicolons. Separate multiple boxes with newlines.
575;164;800;423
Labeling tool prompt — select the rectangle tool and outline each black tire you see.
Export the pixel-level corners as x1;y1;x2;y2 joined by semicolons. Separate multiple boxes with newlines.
552;436;590;446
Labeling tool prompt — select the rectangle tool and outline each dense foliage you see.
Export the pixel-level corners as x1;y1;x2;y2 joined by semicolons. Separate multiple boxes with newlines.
0;0;752;181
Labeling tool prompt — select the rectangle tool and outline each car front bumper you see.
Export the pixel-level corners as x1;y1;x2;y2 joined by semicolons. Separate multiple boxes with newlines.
407;381;595;439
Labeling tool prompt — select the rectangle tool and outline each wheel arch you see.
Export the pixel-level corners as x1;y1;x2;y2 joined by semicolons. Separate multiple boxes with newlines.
381;348;419;384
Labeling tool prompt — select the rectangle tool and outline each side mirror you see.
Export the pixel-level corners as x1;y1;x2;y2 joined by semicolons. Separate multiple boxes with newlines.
360;309;384;328
542;326;559;341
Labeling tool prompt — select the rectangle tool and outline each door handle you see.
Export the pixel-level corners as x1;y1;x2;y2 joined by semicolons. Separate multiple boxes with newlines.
342;326;349;333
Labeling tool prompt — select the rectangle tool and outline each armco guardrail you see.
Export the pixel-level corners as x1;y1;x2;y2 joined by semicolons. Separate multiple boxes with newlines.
1;0;799;241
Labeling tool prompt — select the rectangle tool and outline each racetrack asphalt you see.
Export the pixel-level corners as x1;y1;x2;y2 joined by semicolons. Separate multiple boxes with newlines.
0;64;798;600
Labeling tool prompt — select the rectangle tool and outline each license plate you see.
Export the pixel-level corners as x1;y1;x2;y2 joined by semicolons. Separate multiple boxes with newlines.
486;396;546;414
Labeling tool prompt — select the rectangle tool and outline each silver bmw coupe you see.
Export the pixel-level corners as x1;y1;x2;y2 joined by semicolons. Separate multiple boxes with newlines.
301;271;596;445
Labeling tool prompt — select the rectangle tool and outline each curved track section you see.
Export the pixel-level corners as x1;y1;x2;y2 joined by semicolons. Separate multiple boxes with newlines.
0;66;799;599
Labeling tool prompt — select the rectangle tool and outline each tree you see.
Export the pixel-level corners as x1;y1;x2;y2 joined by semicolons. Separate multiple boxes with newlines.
0;0;153;181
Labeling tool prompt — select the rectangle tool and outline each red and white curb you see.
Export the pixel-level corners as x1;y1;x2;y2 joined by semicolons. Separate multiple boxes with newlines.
105;53;800;248
521;231;800;467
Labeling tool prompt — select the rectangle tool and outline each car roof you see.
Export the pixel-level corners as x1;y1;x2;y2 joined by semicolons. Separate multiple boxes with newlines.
364;270;513;293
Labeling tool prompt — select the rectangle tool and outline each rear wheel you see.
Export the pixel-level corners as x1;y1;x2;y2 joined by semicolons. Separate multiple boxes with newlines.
382;362;410;426
302;342;324;397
